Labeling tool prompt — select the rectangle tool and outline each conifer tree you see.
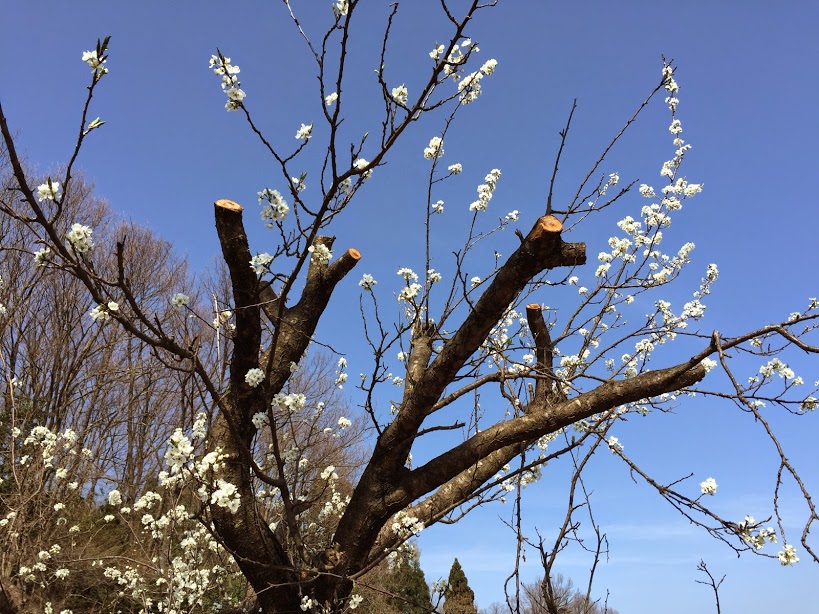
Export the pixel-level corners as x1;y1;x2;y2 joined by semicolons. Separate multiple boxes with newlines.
443;558;478;614
389;544;433;614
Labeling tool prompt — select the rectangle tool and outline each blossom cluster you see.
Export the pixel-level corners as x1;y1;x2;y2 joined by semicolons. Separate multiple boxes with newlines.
424;136;444;160
700;477;718;496
308;243;332;266
90;301;119;322
171;292;190;307
245;368;266;387
391;511;425;538
469;168;501;212
737;515;777;550
397;267;422;303
272;393;307;417
65;223;94;255
359;273;377;291
392;84;409;105
779;544;800;566
250;252;274;275
209;52;244;111
295;123;313;140
37;180;62;202
759;357;797;381
353;158;373;180
81;39;109;79
259;188;290;225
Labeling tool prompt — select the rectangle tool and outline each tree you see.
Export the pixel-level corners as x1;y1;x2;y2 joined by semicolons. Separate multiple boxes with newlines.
520;574;619;614
1;2;817;613
388;543;433;614
443;558;477;614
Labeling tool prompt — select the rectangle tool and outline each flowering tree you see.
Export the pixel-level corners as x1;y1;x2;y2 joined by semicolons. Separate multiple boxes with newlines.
1;1;817;612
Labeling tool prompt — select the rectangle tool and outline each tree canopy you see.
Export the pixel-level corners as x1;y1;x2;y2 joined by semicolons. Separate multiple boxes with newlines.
1;1;818;613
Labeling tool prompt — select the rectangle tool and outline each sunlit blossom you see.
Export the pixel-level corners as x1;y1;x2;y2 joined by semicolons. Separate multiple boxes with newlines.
392;84;408;105
700;477;718;495
295;123;313;140
37;180;61;202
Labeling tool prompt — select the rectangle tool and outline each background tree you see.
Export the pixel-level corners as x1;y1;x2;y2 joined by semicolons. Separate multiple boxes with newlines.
388;543;433;614
354;541;434;614
1;1;817;613
444;558;477;614
519;573;619;614
0;159;366;612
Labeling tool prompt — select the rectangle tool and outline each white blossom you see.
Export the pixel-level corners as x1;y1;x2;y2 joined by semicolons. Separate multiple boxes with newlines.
291;176;307;193
469;168;501;211
424;136;444;160
165;429;194;473
334;0;349;16
245;368;265;387
779;544;800;566
81;49;106;73
391;84;408;105
308;243;332;266
457;70;484;104
211;479;241;514
210;53;244;110
250;253;274;275
480;58;498;75
349;594;364;610
66;223;94;255
258;188;289;224
33;247;51;267
171;292;190;307
295;123;313;140
89;304;110;322
37;180;62;202
397;267;419;282
607;436;623;453
399;283;422;302
359;274;377;291
700;477;718;495
108;489;122;507
354;158;373;180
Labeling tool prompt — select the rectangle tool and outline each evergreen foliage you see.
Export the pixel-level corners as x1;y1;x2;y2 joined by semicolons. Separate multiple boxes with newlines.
388;544;433;614
443;558;478;614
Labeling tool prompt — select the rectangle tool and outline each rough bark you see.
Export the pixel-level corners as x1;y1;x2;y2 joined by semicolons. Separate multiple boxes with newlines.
211;199;360;612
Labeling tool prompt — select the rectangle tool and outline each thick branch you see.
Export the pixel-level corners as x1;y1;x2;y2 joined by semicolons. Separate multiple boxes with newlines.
333;215;584;575
214;199;263;389
411;215;581;420
212;199;300;609
526;302;558;407
408;358;707;506
262;242;361;394
377;215;584;459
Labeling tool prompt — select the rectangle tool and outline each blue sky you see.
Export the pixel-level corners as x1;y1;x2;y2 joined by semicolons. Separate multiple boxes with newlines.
4;1;819;612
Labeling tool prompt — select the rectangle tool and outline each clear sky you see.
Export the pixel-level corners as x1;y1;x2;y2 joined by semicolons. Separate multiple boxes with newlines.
3;1;818;612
